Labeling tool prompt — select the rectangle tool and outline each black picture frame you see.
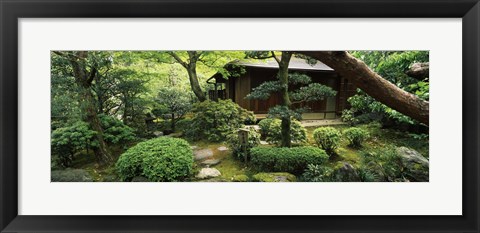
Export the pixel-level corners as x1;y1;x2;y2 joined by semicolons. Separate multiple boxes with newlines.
1;0;479;232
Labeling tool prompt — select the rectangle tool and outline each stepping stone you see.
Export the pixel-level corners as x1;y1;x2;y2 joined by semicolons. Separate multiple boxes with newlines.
196;168;221;179
217;146;229;151
153;131;164;137
193;148;214;160
191;146;198;150
260;140;269;145
201;159;221;167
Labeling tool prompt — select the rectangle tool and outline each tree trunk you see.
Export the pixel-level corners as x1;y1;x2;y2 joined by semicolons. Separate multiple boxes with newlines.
79;84;113;164
298;51;429;125
68;51;112;164
278;52;293;147
171;113;176;132
187;66;207;102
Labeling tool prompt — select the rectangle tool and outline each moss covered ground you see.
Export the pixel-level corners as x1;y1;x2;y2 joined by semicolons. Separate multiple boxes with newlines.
62;122;428;182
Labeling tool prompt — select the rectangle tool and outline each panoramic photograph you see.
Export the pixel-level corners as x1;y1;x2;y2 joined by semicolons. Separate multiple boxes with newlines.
50;51;429;182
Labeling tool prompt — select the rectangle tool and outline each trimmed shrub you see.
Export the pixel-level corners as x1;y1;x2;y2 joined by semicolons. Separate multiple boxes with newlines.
250;146;329;174
115;137;194;182
313;127;341;155
226;127;261;161
185;99;251;142
343;127;369;148
252;172;296;182
258;118;307;145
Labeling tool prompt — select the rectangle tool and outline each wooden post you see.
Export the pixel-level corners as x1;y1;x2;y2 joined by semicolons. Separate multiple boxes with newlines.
238;128;249;163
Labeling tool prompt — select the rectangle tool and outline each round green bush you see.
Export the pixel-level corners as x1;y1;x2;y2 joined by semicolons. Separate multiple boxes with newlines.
250;146;328;174
258;118;307;145
313;127;341;155
185;99;252;142
115;137;194;182
343;127;369;148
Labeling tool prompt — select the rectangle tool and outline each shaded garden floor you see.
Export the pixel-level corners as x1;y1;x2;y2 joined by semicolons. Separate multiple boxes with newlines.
54;122;428;182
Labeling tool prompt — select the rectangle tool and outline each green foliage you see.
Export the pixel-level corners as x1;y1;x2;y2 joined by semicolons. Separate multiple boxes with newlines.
250;146;329;174
259;119;307;145
185;99;251;142
290;83;337;103
359;147;403;182
153;87;193;131
252;172;297;182
115;137;194;182
231;174;249;182
313;127;341;155
51;121;97;167
347;93;415;125
343;127;369;148
246;81;283;100
341;109;359;126
346;51;430;126
301;164;334;182
246;72;336;106
175;118;193;133
99;114;136;145
258;118;275;138
226;128;261;161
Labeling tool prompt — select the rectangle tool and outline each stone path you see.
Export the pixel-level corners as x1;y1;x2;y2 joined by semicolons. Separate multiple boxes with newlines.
201;159;221;167
196;168;221;179
193;148;214;160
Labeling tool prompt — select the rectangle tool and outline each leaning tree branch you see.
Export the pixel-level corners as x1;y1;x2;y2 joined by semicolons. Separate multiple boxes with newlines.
297;51;429;125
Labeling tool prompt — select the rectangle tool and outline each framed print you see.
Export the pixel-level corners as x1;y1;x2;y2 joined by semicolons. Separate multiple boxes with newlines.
1;0;479;232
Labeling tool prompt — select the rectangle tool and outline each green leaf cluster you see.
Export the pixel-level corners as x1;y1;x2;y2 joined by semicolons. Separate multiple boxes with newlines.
115;137;194;182
185;99;254;142
343;127;370;148
250;146;329;174
51;121;97;167
258;118;307;145
313;127;341;155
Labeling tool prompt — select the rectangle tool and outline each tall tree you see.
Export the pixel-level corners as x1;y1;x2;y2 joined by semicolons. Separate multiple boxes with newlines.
298;51;429;125
246;51;336;147
52;51;113;164
167;51;207;102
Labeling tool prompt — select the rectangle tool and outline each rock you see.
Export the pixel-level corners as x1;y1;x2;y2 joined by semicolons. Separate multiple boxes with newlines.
196;168;221;179
396;147;429;181
252;172;296;182
191;146;198;150
260;140;269;145
131;176;149;182
193;148;214;160
153;131;164;137
201;159;221;167
217;146;229;151
165;132;183;138
332;162;361;182
51;169;94;182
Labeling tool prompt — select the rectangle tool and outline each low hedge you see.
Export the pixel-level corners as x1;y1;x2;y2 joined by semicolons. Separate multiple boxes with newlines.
250;146;329;174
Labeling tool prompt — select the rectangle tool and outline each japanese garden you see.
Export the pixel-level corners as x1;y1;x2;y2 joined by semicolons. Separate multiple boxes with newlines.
50;51;429;182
